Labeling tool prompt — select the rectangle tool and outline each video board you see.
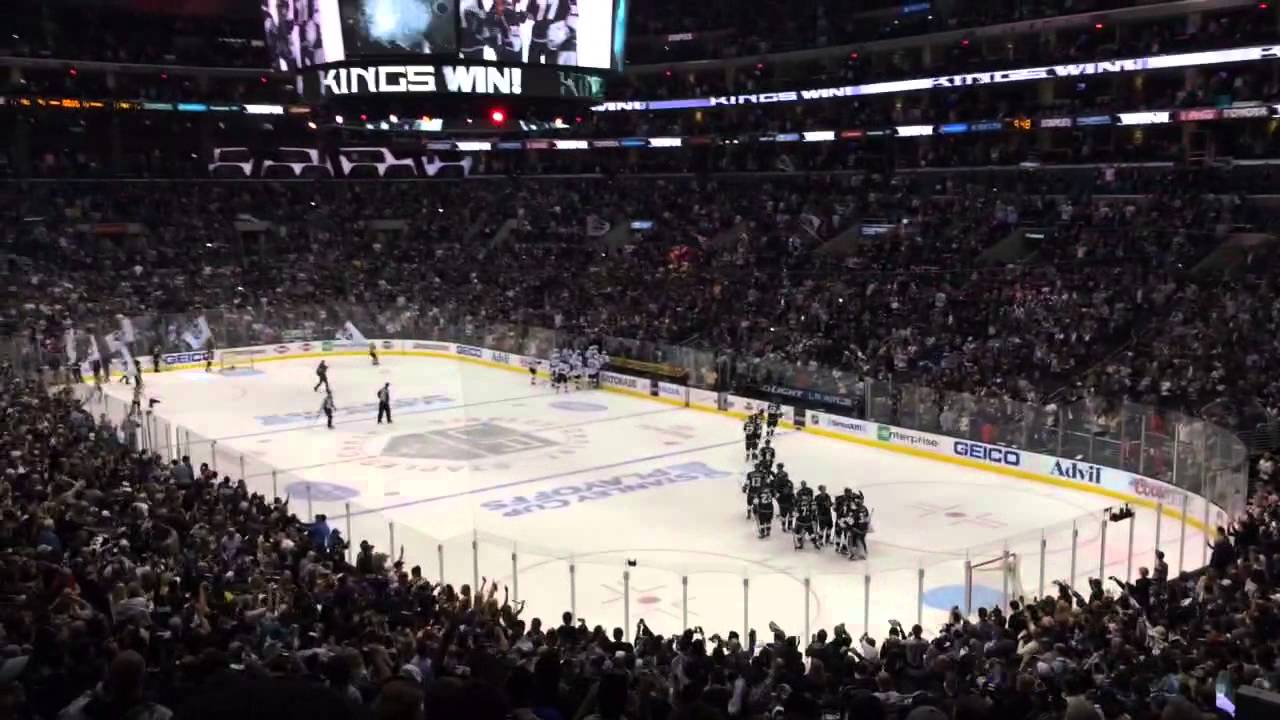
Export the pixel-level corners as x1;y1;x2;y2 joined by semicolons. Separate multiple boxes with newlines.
263;0;626;72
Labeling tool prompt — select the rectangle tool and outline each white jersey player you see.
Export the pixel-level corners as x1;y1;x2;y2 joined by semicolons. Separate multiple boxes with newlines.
553;358;572;393
570;351;584;388
586;354;602;388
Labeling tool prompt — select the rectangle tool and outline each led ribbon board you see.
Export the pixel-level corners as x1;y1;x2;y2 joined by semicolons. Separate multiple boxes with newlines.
593;44;1280;112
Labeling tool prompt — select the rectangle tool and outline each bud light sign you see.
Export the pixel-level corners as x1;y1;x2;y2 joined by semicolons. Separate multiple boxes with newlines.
954;441;1021;467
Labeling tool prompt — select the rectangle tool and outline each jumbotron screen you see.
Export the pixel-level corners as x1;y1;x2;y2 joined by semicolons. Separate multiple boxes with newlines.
263;0;627;72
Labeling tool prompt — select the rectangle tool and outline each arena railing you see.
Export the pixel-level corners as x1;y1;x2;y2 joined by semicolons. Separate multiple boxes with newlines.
21;303;1247;639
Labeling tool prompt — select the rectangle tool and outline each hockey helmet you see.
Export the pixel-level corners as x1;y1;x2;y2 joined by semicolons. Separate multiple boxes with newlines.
818;485;826;493
843;487;853;495
776;463;784;471
853;491;865;504
799;480;808;488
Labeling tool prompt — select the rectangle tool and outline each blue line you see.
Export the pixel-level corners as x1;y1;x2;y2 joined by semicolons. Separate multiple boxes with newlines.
339;429;796;519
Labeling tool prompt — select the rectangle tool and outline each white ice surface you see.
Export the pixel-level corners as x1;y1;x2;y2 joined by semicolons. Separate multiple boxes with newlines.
99;354;1207;639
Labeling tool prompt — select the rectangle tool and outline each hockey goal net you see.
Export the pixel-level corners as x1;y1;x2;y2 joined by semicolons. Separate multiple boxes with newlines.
218;350;258;372
969;552;1027;608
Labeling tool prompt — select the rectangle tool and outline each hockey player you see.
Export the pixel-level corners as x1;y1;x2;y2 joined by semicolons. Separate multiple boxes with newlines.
314;360;330;393
793;498;818;550
815;485;834;545
743;417;761;462
553;356;571;393
152;345;162;373
795;480;814;516
835;512;856;556
773;462;791;489
774;465;795;532
369;341;380;366
744;463;768;519
754;486;775;539
758;438;776;471
569;350;583;389
833;488;855;553
766;402;782;437
529;358;539;385
321;390;336;430
834;488;855;520
586;349;602;389
849;491;871;560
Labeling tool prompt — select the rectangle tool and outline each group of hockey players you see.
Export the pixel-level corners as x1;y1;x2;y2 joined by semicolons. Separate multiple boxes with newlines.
537;346;606;393
741;405;872;559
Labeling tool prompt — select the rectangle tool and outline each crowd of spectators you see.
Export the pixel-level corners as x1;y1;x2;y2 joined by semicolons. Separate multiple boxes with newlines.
626;0;1209;60
1;164;1277;425
3;2;267;68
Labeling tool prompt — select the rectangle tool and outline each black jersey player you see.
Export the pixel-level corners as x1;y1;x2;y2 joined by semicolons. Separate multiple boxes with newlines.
758;439;776;471
744;417;761;462
773;464;794;531
793;500;819;550
815;485;834;544
314;360;330;393
744;464;768;519
773;463;791;490
795;480;814;514
754;487;775;538
833;488;855;552
369;341;380;366
849;491;871;560
765;402;782;437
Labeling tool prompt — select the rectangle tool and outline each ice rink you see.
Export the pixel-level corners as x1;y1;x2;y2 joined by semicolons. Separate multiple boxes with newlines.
96;353;1208;639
